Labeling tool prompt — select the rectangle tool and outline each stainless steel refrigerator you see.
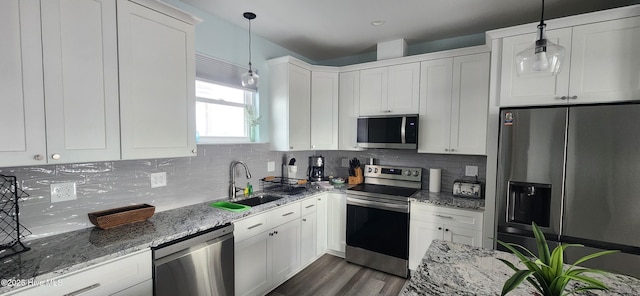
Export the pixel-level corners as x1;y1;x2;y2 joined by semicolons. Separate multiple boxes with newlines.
496;104;640;278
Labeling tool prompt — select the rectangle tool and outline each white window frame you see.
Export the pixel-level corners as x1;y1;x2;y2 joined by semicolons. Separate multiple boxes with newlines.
194;53;259;144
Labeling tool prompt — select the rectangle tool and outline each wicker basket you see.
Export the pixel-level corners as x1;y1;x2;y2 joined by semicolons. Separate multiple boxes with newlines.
88;204;155;229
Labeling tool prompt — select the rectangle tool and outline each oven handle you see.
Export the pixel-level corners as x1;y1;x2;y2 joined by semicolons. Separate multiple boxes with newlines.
347;196;409;213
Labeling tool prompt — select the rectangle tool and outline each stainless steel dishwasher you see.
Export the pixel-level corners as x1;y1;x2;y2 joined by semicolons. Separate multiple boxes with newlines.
153;223;234;296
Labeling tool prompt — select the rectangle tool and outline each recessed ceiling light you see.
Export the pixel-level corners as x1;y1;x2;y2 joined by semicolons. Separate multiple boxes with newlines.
371;20;385;26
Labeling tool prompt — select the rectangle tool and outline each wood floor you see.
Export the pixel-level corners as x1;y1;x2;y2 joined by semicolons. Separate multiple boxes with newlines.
267;254;407;296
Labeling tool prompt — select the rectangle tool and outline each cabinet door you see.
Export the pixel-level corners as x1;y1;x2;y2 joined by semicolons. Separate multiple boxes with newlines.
41;0;120;164
338;71;362;151
569;16;640;103
310;71;339;150
499;28;572;106
235;232;271;296
111;279;152;296
300;213;317;265
418;58;453;154
327;192;346;254
287;64;311;151
117;0;196;159
443;225;482;247
450;53;490;155
0;0;47;166
409;221;444;270
315;194;328;256
270;219;301;285
359;67;388;116
387;63;420;114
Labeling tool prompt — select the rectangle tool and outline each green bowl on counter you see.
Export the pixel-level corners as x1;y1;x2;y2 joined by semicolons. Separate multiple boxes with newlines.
209;201;251;212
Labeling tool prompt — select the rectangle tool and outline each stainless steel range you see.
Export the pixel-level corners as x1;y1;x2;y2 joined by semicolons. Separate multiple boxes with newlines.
346;164;422;278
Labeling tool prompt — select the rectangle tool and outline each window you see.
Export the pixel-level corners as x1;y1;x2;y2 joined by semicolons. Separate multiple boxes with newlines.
195;54;259;143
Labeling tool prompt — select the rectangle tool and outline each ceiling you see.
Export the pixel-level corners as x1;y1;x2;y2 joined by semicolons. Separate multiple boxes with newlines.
181;0;638;61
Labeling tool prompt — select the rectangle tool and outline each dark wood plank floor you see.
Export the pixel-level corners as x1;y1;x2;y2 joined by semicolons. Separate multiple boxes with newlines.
267;254;407;296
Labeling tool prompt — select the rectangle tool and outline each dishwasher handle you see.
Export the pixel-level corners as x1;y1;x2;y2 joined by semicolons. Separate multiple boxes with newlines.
154;231;233;267
153;224;234;260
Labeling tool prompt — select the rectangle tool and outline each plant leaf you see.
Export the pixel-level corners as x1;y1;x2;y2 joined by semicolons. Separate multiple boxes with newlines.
570;250;620;268
497;240;539;263
564;273;609;291
498;258;545;294
501;270;534;296
531;222;551;266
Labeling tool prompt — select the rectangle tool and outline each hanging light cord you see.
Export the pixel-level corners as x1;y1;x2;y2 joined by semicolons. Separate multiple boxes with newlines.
248;18;253;72
539;0;545;26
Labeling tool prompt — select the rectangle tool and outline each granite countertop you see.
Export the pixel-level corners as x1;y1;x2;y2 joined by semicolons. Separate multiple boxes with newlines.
0;187;333;294
410;190;485;210
400;240;640;296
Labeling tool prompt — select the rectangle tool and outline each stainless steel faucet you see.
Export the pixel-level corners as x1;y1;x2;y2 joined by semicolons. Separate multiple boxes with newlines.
229;161;252;198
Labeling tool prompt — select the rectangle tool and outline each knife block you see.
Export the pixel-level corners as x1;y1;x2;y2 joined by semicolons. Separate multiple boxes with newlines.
348;167;363;185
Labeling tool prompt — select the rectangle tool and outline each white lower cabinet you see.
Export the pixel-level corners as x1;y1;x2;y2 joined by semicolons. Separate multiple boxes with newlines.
270;220;301;285
6;249;151;296
327;192;347;256
409;202;483;270
315;194;328;256
235;230;271;296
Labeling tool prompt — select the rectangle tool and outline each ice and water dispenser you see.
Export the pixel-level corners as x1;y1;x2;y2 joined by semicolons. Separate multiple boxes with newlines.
507;181;551;227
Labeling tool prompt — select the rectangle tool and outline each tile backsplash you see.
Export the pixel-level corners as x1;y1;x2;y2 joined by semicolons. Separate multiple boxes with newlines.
0;144;485;240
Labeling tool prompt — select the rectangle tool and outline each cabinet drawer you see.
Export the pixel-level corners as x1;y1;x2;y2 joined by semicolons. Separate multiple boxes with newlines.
300;197;317;216
411;203;483;231
7;249;151;296
270;202;301;226
234;212;270;242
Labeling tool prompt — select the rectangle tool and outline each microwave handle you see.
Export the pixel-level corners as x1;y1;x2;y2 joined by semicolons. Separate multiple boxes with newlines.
401;116;406;144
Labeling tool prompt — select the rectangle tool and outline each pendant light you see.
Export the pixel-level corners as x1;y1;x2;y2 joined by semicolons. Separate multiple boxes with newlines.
515;0;566;77
241;12;259;87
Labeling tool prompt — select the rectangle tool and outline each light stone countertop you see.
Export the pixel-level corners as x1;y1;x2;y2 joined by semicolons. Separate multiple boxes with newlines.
400;240;640;296
410;190;485;210
0;187;335;294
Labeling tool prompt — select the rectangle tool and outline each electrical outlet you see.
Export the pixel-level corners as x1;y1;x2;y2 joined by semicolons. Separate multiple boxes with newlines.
267;161;275;172
341;158;349;168
465;165;479;177
150;172;167;188
51;182;77;203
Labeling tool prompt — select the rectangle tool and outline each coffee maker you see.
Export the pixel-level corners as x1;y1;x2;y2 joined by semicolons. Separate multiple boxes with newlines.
307;155;325;181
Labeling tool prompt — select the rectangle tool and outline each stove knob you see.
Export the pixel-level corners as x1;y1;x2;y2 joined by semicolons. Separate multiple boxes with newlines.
368;167;373;173
374;168;378;173
413;170;420;177
404;171;411;176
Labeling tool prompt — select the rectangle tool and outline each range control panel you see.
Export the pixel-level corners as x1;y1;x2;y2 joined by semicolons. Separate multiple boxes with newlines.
363;165;422;182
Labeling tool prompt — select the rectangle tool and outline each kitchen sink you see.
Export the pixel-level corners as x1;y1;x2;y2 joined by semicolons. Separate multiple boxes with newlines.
232;195;283;206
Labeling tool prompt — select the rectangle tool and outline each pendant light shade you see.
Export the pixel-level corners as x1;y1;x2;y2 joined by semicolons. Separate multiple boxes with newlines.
241;12;259;87
515;0;566;77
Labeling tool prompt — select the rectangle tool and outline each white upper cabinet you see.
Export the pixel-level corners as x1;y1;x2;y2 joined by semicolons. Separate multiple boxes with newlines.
419;53;490;155
41;0;120;163
0;0;47;167
338;71;362;151
269;59;312;151
359;63;420;116
499;28;572;106
569;16;640;103
500;16;640;107
310;70;339;150
118;0;197;159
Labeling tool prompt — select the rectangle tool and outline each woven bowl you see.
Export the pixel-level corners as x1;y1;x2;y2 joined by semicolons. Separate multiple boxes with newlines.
88;204;155;230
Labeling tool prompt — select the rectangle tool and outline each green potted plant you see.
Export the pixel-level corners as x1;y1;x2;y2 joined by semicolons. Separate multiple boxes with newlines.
497;222;619;296
245;105;261;142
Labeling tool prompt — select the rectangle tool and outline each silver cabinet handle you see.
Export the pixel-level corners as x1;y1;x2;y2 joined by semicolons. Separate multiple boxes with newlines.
450;149;456;152
64;283;101;296
570;95;578;100
282;212;294;217
289;146;294;149
34;154;44;161
302;218;307;222
435;214;453;219
247;223;263;230
559;96;568;100
444;148;449;152
305;205;314;209
51;153;61;160
192;149;197;154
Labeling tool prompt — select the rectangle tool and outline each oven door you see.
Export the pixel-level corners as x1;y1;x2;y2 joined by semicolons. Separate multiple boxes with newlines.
345;195;409;277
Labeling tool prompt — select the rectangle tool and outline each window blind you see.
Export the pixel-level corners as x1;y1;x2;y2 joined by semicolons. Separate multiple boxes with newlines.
195;53;258;92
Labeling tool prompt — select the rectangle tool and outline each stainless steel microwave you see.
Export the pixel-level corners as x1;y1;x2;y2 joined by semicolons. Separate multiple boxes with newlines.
357;115;418;149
